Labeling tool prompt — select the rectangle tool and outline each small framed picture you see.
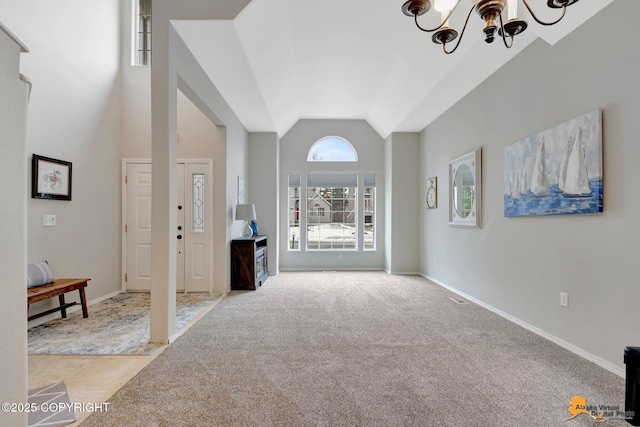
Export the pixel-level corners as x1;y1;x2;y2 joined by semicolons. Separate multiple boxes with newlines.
32;154;72;201
426;176;437;209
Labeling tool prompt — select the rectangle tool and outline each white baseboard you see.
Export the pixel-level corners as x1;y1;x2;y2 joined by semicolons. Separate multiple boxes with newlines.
423;275;624;378
279;268;386;272
28;290;122;329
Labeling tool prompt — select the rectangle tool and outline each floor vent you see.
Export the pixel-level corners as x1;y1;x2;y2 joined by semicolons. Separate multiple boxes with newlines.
450;297;467;304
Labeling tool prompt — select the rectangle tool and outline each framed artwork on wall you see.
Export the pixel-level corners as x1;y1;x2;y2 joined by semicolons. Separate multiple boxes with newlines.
426;176;437;209
503;109;603;217
449;148;481;228
31;154;72;201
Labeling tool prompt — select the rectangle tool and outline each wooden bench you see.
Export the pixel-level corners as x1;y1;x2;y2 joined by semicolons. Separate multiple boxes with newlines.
27;278;91;321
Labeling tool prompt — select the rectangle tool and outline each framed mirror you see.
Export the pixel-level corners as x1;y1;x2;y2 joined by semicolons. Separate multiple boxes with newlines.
449;148;482;228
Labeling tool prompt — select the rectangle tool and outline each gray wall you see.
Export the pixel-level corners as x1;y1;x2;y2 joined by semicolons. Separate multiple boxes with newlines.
1;0;123;322
420;0;640;374
385;132;420;274
249;132;280;275
279;119;386;270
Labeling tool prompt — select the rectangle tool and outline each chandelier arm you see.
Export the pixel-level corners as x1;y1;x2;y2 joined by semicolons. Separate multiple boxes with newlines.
414;0;463;33
442;4;476;55
498;13;515;49
414;13;442;32
521;0;567;26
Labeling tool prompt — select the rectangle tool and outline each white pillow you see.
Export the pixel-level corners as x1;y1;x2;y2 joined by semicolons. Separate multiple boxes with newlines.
27;261;55;288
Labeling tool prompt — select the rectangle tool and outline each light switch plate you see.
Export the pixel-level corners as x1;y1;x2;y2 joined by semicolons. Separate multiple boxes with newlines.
43;214;56;227
560;292;569;308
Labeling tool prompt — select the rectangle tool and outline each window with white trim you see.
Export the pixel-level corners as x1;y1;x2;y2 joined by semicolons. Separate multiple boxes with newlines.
287;136;378;253
132;0;152;66
306;172;357;251
307;136;357;162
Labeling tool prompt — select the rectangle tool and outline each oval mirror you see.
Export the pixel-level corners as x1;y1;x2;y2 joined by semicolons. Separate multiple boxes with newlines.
454;164;475;218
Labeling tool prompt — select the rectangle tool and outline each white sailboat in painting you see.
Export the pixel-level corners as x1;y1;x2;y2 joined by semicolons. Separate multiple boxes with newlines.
520;163;528;196
530;137;549;197
557;133;574;193
511;167;521;200
560;127;592;198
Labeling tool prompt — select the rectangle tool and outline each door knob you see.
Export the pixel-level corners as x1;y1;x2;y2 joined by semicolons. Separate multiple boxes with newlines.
178;205;182;210
178;226;182;231
177;235;182;239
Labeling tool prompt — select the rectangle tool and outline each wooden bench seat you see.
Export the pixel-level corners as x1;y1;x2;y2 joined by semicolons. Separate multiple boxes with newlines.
27;278;91;321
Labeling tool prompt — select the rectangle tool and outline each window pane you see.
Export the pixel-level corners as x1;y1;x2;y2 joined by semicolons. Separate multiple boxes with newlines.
364;186;375;250
307;137;357;162
306;186;357;250
192;173;204;232
133;0;152;66
288;174;300;250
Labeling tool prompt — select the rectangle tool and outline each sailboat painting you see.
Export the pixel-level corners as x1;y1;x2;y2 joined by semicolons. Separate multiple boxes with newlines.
504;110;603;217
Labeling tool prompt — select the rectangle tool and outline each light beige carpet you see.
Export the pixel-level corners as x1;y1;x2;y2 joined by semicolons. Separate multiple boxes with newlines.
81;272;627;426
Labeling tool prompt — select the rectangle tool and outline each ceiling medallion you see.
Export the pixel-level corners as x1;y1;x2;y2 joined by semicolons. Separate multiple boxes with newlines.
402;0;580;54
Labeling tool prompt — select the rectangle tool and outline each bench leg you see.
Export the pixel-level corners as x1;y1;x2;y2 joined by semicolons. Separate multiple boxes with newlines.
58;294;67;318
79;288;88;318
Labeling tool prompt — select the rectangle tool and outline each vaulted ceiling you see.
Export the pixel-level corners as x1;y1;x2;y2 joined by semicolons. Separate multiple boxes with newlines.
172;0;613;138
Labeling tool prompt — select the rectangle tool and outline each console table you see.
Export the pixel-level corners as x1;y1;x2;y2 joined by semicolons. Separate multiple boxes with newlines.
231;235;268;290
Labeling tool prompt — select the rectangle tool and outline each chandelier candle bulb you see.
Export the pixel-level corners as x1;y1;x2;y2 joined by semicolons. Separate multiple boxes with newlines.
434;0;457;11
434;0;457;24
441;10;449;25
507;0;518;21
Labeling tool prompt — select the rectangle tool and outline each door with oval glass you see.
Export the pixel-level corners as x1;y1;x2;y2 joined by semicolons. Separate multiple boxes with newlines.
124;161;212;292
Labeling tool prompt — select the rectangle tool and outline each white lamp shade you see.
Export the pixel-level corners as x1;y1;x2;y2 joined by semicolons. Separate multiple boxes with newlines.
235;204;257;221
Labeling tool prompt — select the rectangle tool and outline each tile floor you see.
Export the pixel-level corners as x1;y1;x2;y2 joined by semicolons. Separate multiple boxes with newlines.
28;293;227;425
28;352;163;425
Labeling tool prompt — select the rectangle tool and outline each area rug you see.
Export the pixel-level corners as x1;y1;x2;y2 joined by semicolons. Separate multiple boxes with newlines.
28;382;75;427
28;293;221;355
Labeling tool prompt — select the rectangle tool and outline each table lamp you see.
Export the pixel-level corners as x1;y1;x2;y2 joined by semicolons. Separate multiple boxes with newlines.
235;204;256;239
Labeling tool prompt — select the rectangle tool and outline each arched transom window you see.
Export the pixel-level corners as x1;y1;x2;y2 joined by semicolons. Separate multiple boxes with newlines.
307;136;358;162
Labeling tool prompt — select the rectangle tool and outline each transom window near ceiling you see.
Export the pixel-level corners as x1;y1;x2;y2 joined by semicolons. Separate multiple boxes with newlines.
132;0;152;66
307;137;358;162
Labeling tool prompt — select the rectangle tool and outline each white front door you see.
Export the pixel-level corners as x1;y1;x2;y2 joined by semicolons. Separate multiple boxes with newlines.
124;161;213;292
176;163;186;292
183;163;212;292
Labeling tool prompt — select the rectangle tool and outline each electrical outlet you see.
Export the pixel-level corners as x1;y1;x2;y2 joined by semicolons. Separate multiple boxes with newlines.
433;255;437;263
43;214;56;227
560;292;569;308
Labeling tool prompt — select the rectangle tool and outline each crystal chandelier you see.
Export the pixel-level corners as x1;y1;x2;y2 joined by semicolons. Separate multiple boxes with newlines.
402;0;581;54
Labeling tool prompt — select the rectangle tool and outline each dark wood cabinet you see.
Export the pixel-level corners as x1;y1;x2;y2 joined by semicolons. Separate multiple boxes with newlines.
231;235;268;290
